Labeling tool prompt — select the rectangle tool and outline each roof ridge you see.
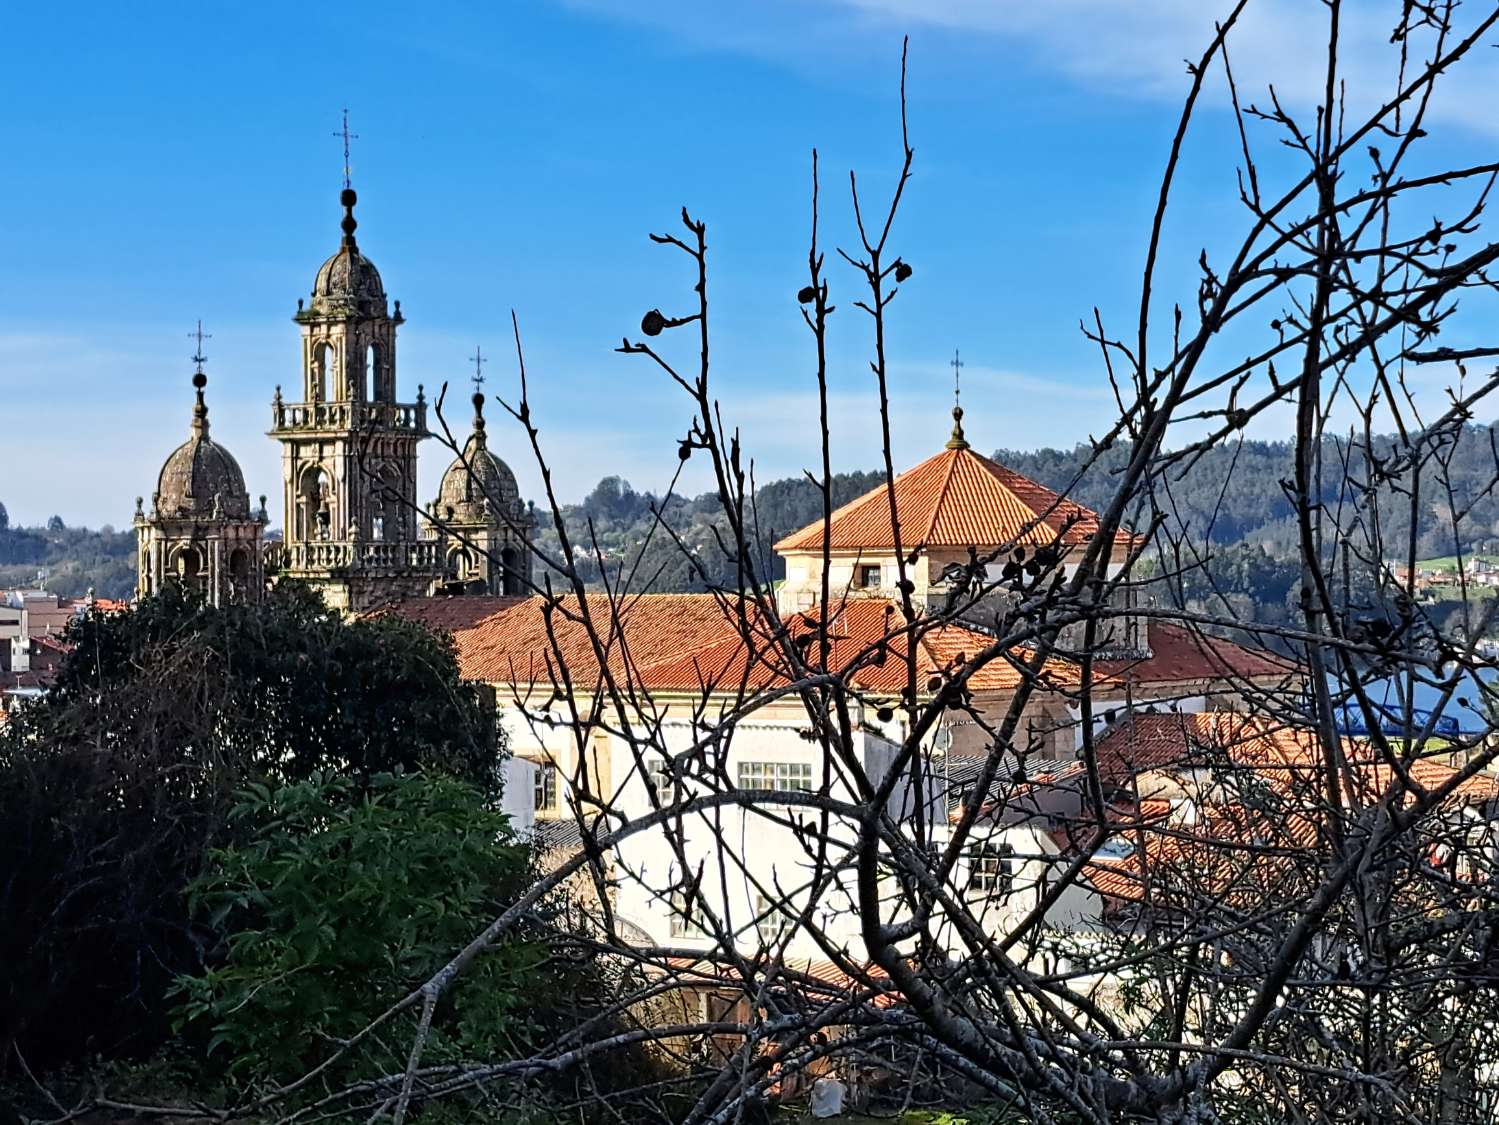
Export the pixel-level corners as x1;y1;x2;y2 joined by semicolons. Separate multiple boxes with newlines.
773;463;916;552
919;447;963;545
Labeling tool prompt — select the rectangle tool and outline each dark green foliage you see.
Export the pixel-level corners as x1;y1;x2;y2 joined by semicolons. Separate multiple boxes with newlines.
0;687;230;1074
174;772;532;1087
52;583;497;790
534;470;886;592
0;585;497;1075
0;517;135;598
533;426;1499;602
997;423;1499;561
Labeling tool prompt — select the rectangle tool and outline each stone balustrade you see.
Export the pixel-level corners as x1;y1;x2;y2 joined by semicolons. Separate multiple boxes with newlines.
270;399;427;434
273;539;442;573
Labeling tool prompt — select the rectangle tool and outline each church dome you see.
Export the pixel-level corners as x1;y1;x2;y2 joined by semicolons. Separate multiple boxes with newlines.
154;371;252;519
438;436;522;517
157;434;252;518
313;244;385;302
307;188;388;314
435;393;524;522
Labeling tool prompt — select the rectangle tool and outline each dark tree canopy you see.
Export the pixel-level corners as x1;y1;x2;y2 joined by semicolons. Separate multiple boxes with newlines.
0;583;497;1074
53;583;497;788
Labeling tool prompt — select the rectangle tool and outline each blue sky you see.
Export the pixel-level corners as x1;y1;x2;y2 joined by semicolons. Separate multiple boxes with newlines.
2;1;1494;527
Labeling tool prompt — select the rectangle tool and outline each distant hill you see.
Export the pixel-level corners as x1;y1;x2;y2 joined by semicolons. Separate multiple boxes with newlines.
533;424;1499;636
0;508;136;599
16;422;1499;617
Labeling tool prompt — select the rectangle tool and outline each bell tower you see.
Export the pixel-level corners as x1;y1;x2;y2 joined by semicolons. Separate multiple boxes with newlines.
137;330;267;607
268;176;441;613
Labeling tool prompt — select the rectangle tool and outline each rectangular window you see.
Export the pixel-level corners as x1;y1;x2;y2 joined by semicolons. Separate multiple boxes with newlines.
646;757;675;802
737;761;813;793
857;564;882;589
670;889;704;939
533;761;559;813
967;842;1015;896
755;892;792;941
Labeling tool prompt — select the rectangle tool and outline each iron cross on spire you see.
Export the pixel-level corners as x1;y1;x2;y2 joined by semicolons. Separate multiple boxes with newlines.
189;320;212;373
946;347;969;450
333;108;359;189
470;345;487;393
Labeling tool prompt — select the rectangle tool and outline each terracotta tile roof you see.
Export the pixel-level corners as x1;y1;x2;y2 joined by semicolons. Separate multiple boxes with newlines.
1081;800;1329;906
774;446;1138;555
384;593;1079;698
1091;712;1499;807
373;595;525;644
1004;712;1499;905
1091;623;1294;687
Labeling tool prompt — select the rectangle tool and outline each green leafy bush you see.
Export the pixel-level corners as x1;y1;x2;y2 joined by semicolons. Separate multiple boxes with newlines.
0;585;497;1075
174;771;533;1087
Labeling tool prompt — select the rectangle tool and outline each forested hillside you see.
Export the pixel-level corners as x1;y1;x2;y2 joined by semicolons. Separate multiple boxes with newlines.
14;423;1499;617
0;502;135;598
534;423;1499;631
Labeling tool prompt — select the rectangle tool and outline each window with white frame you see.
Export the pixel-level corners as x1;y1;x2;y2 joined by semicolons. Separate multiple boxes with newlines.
755;892;793;941
646;756;676;802
533;760;559;813
856;563;883;589
737;761;813;793
670;888;705;939
967;842;1015;896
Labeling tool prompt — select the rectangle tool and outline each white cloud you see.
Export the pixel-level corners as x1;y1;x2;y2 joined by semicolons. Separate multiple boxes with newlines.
561;0;1499;135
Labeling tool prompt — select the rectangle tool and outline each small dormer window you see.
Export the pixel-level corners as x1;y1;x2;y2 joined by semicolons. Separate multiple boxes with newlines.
857;564;882;589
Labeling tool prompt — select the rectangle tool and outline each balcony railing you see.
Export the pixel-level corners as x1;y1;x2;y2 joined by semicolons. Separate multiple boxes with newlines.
271;539;443;573
270;399;427;435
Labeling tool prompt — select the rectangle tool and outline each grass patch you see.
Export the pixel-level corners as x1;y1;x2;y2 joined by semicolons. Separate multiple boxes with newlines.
1417;553;1499;573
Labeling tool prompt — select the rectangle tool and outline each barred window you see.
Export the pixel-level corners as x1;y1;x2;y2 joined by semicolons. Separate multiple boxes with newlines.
967;842;1015;896
533;761;559;813
737;761;813;793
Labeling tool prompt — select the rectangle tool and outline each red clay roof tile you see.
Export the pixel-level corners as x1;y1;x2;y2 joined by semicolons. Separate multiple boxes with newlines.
774;446;1137;554
384;593;1080;697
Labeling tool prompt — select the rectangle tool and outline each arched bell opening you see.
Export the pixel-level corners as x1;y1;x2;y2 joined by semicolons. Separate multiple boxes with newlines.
227;547;251;604
171;545;205;596
311;341;335;402
501;546;523;596
298;465;333;542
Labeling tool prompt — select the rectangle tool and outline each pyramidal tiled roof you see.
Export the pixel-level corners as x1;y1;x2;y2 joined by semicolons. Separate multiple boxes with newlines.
773;445;1137;554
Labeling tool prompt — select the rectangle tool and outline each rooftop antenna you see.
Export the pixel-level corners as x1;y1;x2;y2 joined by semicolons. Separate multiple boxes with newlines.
946;347;969;450
334;108;359;189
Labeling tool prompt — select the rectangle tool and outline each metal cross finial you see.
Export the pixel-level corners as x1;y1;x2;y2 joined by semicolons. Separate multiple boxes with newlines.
334;108;359;189
946;347;970;450
189;320;212;372
470;345;487;393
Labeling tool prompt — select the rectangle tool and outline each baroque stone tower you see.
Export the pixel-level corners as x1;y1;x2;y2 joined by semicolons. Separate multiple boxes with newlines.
430;389;534;596
269;185;442;613
136;352;267;606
